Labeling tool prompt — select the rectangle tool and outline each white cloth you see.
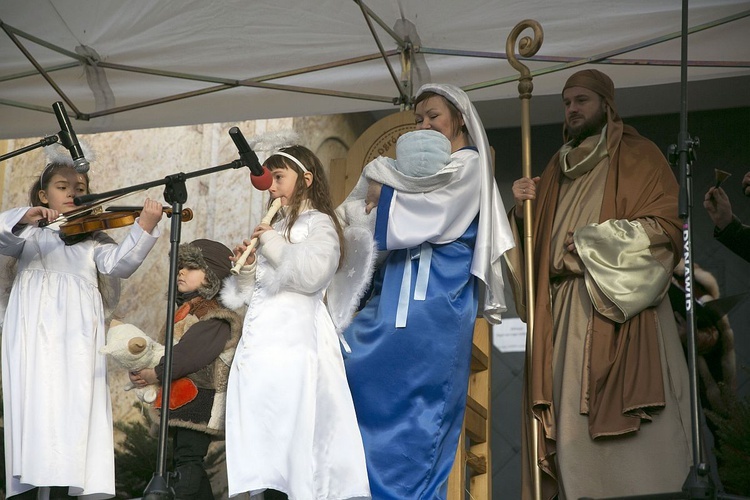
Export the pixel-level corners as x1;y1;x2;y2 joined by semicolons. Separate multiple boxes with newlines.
223;209;370;500
384;148;479;247
0;207;160;500
416;82;515;323
336;152;460;233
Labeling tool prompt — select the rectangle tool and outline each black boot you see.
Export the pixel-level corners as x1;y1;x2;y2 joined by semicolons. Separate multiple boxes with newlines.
48;487;75;500
263;489;289;500
172;463;214;500
8;488;39;500
9;487;74;500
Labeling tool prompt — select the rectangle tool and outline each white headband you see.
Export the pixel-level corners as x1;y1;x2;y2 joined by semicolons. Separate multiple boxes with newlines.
270;151;309;173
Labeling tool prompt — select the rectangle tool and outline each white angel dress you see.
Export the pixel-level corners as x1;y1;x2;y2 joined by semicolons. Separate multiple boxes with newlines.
222;204;371;500
0;206;160;499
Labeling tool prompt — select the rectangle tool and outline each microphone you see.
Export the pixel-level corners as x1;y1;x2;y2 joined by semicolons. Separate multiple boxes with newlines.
229;126;272;191
53;101;90;173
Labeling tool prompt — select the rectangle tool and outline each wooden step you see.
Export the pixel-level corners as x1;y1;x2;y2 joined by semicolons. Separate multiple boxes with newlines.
466;450;487;476
464;395;488;443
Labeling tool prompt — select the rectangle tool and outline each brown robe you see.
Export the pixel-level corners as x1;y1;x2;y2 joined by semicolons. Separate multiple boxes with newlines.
505;118;692;499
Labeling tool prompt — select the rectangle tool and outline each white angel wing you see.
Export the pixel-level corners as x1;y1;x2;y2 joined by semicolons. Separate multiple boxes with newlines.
326;225;376;352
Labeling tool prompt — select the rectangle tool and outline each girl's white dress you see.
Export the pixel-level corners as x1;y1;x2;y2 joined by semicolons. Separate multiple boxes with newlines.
223;207;370;500
0;207;160;499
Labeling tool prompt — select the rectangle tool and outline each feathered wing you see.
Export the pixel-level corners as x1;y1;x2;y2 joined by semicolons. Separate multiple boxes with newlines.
326;225;376;352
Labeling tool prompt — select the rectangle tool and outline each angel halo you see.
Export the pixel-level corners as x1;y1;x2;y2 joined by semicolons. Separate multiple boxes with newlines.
42;139;96;168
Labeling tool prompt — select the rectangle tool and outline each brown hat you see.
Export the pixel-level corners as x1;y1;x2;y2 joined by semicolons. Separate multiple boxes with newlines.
178;239;232;299
562;69;617;113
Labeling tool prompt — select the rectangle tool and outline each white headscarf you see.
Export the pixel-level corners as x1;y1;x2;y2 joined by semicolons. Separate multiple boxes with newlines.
416;83;515;323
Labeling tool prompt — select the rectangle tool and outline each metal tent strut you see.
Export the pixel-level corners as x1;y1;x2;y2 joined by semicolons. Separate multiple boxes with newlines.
1;4;749;123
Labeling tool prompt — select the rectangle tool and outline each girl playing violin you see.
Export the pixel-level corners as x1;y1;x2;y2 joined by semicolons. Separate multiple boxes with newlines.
1;160;163;499
221;145;370;500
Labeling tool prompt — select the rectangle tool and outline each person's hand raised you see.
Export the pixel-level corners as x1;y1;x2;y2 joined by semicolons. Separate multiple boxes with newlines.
20;206;59;225
704;186;733;230
137;198;164;233
511;176;540;220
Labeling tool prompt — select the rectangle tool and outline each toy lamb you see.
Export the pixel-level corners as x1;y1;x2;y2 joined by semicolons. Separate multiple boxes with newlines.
100;319;164;403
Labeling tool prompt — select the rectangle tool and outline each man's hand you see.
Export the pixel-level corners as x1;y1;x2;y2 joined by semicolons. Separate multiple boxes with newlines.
704;186;733;230
564;231;578;255
511;176;540;220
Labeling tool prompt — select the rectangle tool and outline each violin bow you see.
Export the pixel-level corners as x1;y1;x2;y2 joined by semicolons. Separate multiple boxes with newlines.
38;191;143;227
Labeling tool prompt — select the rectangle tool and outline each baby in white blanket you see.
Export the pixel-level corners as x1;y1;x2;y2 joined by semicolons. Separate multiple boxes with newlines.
337;129;461;231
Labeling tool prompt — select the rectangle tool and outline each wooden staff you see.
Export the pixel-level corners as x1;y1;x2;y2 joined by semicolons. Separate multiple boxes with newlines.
506;19;544;500
230;197;283;275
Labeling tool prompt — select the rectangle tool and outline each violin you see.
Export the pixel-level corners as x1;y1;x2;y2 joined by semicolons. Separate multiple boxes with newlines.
59;206;193;237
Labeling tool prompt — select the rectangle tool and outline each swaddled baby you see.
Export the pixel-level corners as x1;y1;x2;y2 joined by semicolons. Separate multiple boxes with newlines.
337;129;460;231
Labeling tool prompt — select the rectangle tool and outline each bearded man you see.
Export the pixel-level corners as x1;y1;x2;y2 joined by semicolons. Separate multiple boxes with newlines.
506;69;693;499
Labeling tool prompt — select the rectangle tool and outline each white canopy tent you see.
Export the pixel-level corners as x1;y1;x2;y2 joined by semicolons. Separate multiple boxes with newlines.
1;0;749;140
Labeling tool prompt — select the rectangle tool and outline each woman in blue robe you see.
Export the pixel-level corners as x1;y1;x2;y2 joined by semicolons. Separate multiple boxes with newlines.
343;83;515;499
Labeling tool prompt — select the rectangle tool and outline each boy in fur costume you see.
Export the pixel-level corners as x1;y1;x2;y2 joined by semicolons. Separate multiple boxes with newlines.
130;239;242;500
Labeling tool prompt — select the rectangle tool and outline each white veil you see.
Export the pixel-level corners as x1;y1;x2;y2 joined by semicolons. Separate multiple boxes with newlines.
416;83;515;323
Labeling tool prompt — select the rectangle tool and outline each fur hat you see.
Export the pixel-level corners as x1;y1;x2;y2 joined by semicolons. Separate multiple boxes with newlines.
178;239;232;299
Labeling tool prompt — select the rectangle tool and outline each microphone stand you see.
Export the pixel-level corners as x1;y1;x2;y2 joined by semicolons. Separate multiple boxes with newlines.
0;135;59;163
581;1;747;499
75;158;249;500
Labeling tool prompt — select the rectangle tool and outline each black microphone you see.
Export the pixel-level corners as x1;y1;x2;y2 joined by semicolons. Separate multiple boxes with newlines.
229;126;272;190
53;101;89;173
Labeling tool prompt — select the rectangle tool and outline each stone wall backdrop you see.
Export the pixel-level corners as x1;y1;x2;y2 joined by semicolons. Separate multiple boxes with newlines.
0;111;374;499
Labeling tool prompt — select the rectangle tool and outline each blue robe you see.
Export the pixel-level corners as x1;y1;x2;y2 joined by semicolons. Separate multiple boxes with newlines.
344;167;479;499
